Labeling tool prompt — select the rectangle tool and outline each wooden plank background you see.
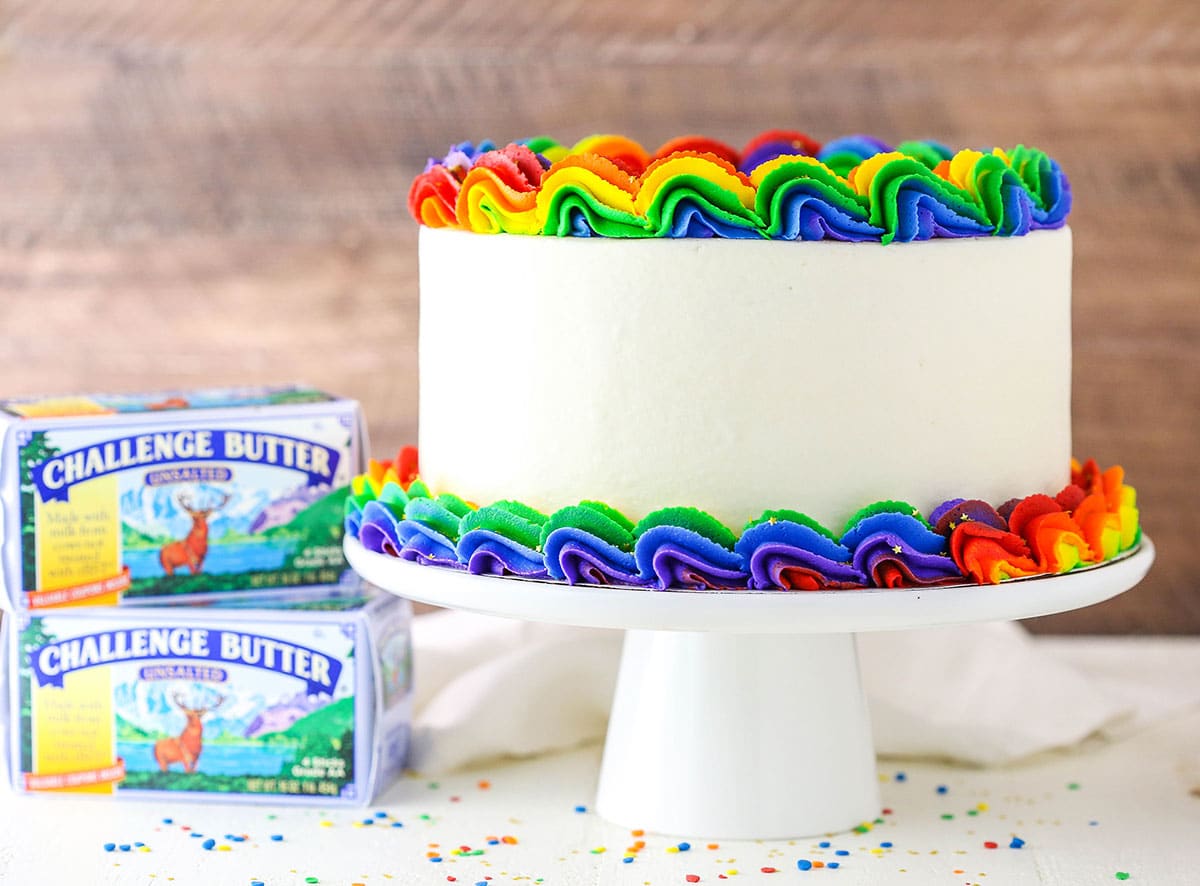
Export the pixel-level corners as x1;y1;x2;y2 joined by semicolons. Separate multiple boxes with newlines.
1;1;1196;632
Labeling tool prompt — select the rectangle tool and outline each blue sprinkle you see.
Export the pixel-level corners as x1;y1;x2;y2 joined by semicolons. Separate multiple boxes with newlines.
202;838;216;851
362;818;375;825
252;881;265;886
429;856;443;863
829;862;840;869
1089;821;1099;826
677;842;691;851
797;858;813;871
836;849;850;856
936;785;948;794
487;839;500;845
574;805;588;813
880;841;893;848
119;845;131;852
103;843;116;852
134;842;145;848
391;822;403;828
895;772;907;782
190;833;204;838
270;834;284;842
1010;837;1026;849
375;811;388;818
819;841;831;848
162;818;173;824
622;857;634;864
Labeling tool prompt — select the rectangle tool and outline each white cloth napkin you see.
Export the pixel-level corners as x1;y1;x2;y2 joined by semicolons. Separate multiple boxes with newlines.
407;611;1195;775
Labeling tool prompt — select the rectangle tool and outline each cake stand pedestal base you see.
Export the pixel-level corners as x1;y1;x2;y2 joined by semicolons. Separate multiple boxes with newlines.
345;536;1154;840
597;630;877;839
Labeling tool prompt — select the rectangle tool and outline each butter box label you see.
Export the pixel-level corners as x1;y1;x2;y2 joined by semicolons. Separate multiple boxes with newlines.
7;589;412;803
1;387;365;609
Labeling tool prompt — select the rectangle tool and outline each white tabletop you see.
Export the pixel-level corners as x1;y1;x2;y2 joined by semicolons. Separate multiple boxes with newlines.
3;637;1199;886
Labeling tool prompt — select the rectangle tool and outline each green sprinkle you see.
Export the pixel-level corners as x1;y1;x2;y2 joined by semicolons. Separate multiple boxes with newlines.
306;878;319;884
1115;874;1130;881
1068;782;1081;790
967;809;979;817
941;814;954;820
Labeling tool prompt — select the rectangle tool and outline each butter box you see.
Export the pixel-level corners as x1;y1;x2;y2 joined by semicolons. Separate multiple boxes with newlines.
3;583;411;804
0;386;365;610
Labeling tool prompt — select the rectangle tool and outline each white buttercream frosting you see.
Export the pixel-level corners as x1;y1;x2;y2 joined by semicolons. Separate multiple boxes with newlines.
418;226;1072;530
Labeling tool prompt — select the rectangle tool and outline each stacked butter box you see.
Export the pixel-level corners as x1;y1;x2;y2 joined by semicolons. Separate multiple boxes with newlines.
0;386;411;805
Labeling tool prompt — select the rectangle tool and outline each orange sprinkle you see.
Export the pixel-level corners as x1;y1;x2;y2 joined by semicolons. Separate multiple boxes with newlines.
634;841;646;850
707;843;719;850
813;861;825;868
631;829;645;837
477;780;491;790
501;836;518;845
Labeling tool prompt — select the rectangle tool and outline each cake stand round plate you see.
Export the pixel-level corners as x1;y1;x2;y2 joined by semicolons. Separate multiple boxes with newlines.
346;536;1155;840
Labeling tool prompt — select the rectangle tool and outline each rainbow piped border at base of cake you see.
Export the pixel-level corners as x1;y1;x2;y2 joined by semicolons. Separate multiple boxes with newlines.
345;449;1139;591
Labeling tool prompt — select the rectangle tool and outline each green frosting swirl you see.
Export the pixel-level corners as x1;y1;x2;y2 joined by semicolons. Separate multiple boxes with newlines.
841;500;929;536
460;499;548;549
633;506;739;550
744;508;837;540
540;502;635;550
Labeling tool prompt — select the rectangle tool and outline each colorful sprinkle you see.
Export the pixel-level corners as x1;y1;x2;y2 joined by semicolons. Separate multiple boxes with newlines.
797;859;814;871
1010;837;1026;849
574;805;588;813
984;841;999;849
1115;875;1130;881
201;839;216;851
936;785;948;794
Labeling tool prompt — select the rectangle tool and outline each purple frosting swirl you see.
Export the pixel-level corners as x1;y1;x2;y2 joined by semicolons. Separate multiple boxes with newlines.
736;520;865;590
634;525;748;590
359;500;402;556
457;529;549;579
852;533;963;587
543;527;645;586
397;519;462;568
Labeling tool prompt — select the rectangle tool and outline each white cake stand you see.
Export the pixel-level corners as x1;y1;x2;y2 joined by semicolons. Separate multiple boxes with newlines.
346;536;1154;840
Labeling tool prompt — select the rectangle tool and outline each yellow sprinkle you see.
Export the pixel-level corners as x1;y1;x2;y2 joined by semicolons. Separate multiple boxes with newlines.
666;846;680;853
591;847;606;854
139;847;151;853
727;869;739;876
217;845;232;852
320;820;334;827
977;803;989;812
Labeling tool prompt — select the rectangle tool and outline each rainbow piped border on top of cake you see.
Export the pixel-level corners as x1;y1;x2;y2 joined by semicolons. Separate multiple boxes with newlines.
408;131;1071;243
345;449;1138;591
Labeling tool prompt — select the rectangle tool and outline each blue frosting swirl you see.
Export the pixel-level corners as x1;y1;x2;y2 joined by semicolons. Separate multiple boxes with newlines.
634;525;748;590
